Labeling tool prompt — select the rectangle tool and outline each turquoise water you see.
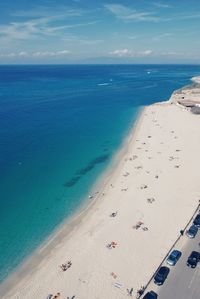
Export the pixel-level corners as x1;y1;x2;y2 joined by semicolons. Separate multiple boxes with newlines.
0;64;200;282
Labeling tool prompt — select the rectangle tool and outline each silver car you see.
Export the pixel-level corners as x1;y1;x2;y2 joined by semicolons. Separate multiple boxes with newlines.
166;250;182;266
186;225;198;238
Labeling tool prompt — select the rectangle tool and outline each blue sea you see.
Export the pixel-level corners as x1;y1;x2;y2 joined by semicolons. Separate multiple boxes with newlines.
0;64;200;282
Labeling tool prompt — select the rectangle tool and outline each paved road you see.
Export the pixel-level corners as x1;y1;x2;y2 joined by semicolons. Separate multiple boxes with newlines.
156;233;200;299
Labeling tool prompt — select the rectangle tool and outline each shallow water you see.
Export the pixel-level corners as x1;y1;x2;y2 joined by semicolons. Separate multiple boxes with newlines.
0;64;200;282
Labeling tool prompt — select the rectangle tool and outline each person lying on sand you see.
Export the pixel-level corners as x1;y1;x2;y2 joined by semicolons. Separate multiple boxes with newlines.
142;227;148;231
140;184;147;189
107;241;117;249
133;221;144;229
123;172;130;177
110;212;117;217
53;293;61;299
111;272;117;279
147;197;155;203
135;166;143;169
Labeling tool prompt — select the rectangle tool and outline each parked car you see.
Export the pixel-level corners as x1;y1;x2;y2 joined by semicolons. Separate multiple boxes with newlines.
186;225;198;238
166;249;182;266
143;290;158;299
187;251;200;268
154;266;170;285
193;214;200;228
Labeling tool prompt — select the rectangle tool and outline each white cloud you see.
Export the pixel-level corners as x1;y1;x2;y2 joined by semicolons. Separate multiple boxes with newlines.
108;49;194;59
109;49;153;57
110;49;132;57
153;2;172;8
0;18;59;41
0;7;98;42
11;7;83;18
18;51;28;56
104;2;200;22
32;50;70;57
0;50;70;58
160;51;178;56
141;50;153;56
104;4;159;22
176;13;200;21
104;4;200;24
162;13;200;22
152;32;172;41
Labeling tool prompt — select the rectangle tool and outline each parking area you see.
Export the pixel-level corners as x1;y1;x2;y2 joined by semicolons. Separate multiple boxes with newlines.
141;211;200;299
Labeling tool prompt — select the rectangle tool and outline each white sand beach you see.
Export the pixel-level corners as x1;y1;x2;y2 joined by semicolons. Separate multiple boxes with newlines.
1;78;200;299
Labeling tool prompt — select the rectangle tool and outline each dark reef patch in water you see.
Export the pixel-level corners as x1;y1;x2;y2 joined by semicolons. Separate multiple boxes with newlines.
64;176;81;187
64;154;110;188
77;154;110;176
77;164;94;175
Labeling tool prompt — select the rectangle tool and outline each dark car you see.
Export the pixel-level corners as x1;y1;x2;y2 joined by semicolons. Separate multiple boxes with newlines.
186;225;198;238
142;290;158;299
166;249;182;266
193;214;200;228
187;251;200;268
154;266;170;285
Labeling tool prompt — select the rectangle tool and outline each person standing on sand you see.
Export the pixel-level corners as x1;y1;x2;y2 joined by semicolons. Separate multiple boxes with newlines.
129;288;133;296
127;287;133;296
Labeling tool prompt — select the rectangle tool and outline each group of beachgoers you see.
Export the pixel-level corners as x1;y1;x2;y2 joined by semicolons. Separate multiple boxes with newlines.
46;292;61;299
47;293;75;299
47;120;183;299
60;260;72;272
107;241;117;249
46;261;74;298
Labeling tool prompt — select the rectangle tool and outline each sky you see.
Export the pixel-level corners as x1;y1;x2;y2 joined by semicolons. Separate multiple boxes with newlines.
0;0;200;64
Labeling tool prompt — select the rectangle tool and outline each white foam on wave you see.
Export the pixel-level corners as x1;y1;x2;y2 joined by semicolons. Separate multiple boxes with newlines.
142;84;157;89
98;83;109;86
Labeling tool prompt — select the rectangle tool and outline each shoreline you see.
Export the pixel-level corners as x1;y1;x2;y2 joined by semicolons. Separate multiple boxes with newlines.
0;107;144;297
1;77;200;298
